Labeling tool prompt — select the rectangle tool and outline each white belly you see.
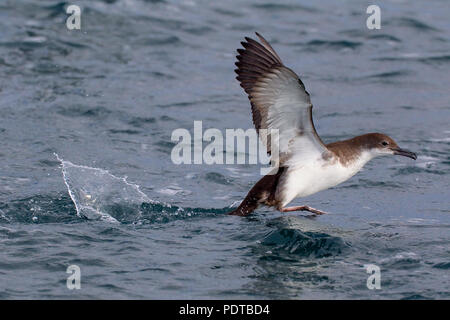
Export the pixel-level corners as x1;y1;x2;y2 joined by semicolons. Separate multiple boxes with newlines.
276;155;370;207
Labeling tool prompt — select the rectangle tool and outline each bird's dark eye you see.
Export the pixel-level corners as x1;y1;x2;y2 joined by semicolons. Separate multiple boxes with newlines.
381;141;389;146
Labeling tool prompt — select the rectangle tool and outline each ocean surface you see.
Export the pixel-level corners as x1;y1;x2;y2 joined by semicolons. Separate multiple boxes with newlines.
0;0;449;299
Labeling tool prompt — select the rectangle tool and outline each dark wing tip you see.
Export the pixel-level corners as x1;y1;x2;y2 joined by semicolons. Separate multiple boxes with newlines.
235;33;283;95
254;32;283;63
254;32;265;43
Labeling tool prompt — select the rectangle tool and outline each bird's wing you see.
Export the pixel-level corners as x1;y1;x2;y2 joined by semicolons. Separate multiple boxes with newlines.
235;33;328;166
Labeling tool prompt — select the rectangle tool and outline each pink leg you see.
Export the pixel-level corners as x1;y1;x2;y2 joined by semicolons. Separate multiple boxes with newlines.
280;205;328;215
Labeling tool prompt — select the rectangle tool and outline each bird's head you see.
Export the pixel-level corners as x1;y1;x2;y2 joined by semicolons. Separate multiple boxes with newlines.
362;133;417;160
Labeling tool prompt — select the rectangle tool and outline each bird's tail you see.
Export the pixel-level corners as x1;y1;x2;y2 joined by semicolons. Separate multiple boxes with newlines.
228;194;260;216
228;167;285;216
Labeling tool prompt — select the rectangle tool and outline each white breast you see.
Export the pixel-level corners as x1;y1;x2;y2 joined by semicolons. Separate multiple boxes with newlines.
276;151;375;207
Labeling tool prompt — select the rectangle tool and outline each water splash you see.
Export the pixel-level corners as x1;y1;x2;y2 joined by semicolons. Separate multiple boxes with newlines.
54;154;224;224
55;153;153;223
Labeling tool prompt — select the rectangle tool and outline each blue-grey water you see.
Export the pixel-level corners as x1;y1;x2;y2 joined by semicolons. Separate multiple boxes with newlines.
0;0;449;299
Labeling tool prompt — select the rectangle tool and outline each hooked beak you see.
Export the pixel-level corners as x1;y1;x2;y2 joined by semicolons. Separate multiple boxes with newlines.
391;147;417;160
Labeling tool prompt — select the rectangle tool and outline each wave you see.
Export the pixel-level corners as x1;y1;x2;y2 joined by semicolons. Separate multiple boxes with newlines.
0;192;230;225
261;227;350;258
304;39;362;50
374;54;450;65
251;3;318;13
387;17;438;32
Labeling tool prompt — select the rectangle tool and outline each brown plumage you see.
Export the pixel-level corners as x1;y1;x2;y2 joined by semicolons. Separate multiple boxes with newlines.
326;133;400;166
228;167;286;216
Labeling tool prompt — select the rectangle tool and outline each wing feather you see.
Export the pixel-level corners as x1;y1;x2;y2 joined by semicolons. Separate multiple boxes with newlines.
235;33;327;165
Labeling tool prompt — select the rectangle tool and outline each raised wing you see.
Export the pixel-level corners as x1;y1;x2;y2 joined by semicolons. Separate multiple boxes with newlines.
235;33;327;166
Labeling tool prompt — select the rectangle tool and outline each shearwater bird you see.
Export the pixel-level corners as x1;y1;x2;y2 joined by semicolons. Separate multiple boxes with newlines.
229;33;417;216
